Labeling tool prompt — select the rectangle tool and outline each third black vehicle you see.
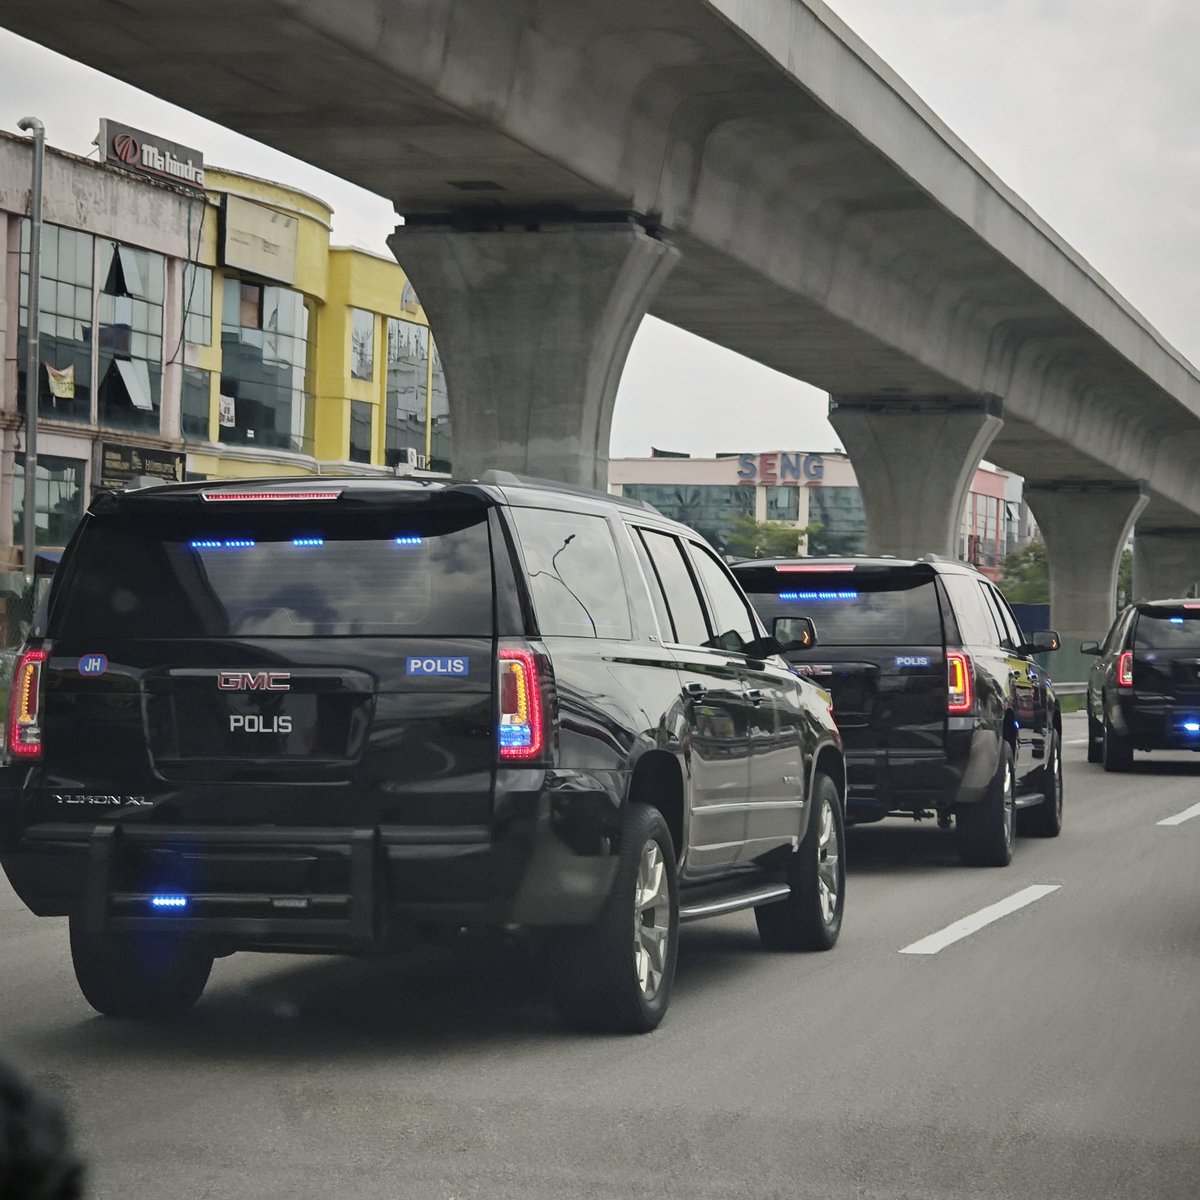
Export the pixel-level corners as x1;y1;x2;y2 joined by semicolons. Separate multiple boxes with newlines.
1084;599;1200;770
732;557;1063;866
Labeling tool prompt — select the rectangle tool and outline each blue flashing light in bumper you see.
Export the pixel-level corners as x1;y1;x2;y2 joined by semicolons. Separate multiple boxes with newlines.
394;536;423;546
150;895;188;909
1183;721;1200;735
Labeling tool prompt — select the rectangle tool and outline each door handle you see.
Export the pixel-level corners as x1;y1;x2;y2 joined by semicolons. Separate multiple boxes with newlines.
746;688;765;705
682;682;706;699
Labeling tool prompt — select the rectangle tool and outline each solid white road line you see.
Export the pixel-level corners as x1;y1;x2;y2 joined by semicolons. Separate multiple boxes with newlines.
1157;801;1200;827
899;884;1062;956
1064;738;1089;746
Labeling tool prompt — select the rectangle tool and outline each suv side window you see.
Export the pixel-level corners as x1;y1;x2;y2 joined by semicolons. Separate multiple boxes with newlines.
1102;607;1131;655
687;543;758;653
628;525;674;641
940;573;998;647
639;530;711;647
511;508;632;639
983;584;1023;651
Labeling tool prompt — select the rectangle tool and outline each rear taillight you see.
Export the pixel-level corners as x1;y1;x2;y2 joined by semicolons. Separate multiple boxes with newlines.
498;646;546;761
947;651;973;714
7;648;49;760
1118;650;1133;688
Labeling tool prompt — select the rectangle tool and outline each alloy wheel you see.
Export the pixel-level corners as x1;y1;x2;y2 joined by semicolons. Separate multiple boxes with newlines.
817;796;841;924
633;841;671;1000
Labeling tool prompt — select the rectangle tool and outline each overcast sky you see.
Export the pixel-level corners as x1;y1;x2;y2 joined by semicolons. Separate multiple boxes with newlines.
2;1;1197;460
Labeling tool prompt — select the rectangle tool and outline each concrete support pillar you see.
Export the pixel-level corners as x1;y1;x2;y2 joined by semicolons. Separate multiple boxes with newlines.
1023;482;1148;648
388;219;678;489
828;394;1003;557
1132;529;1200;600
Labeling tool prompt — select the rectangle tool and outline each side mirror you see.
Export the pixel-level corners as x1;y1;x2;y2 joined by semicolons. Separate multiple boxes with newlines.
771;616;818;653
1080;641;1102;656
1031;629;1061;653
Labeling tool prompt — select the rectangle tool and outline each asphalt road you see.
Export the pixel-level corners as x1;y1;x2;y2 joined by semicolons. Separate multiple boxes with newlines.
2;710;1198;1200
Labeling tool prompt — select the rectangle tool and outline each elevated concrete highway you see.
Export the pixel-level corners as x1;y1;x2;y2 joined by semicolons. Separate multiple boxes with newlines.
5;0;1199;633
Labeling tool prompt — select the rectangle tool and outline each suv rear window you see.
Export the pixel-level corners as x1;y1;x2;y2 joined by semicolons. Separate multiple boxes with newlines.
49;505;494;639
735;566;943;646
1134;607;1200;651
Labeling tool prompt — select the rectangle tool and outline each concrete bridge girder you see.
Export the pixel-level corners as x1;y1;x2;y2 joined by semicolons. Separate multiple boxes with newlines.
1132;530;1200;602
1023;482;1149;646
387;221;678;489
827;395;1003;560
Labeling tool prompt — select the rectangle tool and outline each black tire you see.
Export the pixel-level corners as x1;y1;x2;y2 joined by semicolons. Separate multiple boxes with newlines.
1086;708;1103;763
69;915;213;1018
755;772;845;951
1018;728;1063;838
1102;709;1133;773
956;740;1016;867
550;804;678;1034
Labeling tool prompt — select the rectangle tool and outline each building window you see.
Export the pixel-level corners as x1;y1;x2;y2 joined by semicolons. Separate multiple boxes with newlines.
621;484;755;552
766;486;800;522
349;401;373;464
182;263;213;345
429;341;451;472
385;318;429;468
350;308;375;381
17;220;94;424
181;367;212;441
219;278;311;453
807;486;866;556
97;240;165;432
12;453;86;550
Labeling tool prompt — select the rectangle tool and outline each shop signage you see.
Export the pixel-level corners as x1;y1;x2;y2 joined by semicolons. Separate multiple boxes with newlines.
736;452;825;485
97;120;205;191
98;443;184;491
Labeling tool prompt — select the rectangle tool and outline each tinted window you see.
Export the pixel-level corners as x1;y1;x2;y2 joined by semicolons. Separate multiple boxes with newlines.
511;508;631;639
1134;609;1200;651
735;567;942;646
628;525;673;641
991;588;1027;647
982;585;1021;649
640;530;710;647
940;574;999;647
51;505;494;639
1102;609;1130;655
689;544;757;653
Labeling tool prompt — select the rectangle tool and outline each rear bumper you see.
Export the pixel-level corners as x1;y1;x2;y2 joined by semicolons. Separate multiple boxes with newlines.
0;771;622;949
1112;696;1200;750
844;723;985;820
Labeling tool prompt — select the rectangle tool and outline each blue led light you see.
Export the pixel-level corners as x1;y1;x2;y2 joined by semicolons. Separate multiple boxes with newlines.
291;537;325;547
150;895;188;909
1171;617;1185;625
394;536;423;546
778;590;860;602
499;724;533;748
1183;722;1200;734
189;539;256;550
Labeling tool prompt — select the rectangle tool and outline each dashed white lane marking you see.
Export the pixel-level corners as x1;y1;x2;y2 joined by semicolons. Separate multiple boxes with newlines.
1157;801;1200;827
1064;738;1089;746
899;885;1062;956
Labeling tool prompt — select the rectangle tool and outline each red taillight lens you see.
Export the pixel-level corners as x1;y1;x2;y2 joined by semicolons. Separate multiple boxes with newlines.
1118;650;1133;688
7;648;49;760
947;651;973;714
498;647;545;761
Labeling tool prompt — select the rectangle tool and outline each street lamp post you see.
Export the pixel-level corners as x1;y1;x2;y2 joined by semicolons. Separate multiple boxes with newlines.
17;116;45;586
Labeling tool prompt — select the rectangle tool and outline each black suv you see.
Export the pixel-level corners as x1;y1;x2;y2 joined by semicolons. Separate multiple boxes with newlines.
1083;599;1200;770
731;557;1063;866
1;474;845;1033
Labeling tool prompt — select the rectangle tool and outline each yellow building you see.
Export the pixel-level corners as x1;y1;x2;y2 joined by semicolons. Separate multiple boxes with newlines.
183;168;448;481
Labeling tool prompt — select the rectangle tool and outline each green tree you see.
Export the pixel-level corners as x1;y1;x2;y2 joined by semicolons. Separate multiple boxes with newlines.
999;539;1048;603
725;516;819;559
1116;548;1133;606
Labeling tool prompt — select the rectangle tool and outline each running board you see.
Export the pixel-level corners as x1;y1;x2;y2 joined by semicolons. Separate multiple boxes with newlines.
1013;791;1047;810
679;885;791;923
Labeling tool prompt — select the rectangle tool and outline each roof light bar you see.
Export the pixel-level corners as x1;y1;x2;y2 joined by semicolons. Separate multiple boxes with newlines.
779;590;859;602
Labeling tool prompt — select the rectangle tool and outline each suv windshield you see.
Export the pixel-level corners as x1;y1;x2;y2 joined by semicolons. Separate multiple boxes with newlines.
49;505;494;639
735;566;943;646
1134;608;1200;652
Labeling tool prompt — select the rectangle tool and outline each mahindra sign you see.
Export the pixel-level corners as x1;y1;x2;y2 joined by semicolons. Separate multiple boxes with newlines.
96;119;205;191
